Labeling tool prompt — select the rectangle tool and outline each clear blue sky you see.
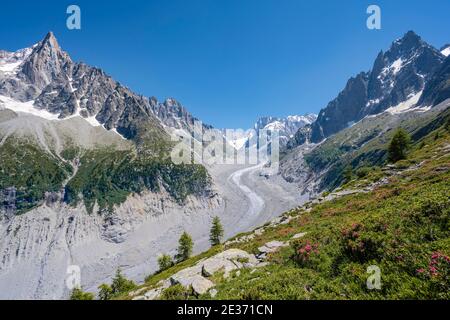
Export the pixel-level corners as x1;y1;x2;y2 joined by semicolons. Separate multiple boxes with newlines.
0;0;449;128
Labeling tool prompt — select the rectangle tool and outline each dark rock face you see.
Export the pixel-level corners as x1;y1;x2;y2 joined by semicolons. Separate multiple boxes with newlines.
286;124;312;149
418;56;450;107
303;31;445;144
310;73;368;142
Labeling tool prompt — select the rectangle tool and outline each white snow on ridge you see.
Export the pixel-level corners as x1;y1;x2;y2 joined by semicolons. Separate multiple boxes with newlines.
385;91;422;115
264;121;285;131
441;47;450;57
390;58;404;75
0;46;35;75
0;95;60;120
0;95;104;128
379;58;404;80
286;115;315;124
366;98;380;107
78;115;102;127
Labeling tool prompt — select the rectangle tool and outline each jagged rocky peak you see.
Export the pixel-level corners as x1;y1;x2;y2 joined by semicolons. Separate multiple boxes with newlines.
367;30;443;109
302;31;446;145
0;32;168;141
21;32;72;89
0;32;72;101
390;30;423;55
149;97;211;132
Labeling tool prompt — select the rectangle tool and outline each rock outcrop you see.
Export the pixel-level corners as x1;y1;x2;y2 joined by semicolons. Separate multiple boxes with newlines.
132;249;265;300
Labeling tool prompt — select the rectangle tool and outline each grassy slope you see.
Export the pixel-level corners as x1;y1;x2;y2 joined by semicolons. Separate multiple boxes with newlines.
129;120;449;300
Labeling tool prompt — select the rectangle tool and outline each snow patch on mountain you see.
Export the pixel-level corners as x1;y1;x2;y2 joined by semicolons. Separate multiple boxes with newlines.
0;46;35;75
0;95;106;128
0;95;59;120
379;58;404;79
441;45;450;57
385;91;422;114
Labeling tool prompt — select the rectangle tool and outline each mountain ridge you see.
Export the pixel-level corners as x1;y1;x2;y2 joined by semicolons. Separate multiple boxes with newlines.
289;31;447;146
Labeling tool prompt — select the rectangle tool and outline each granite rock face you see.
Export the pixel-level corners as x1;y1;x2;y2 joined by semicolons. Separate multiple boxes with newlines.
418;56;450;107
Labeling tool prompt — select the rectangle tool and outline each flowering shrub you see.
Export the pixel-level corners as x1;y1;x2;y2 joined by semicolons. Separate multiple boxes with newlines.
416;252;450;297
292;240;319;267
341;223;380;262
429;252;446;276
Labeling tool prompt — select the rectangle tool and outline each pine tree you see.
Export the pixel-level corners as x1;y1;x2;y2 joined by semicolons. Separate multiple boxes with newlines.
70;287;94;300
388;128;411;163
98;268;136;300
209;216;224;246
157;254;174;272
111;268;136;294
176;232;193;262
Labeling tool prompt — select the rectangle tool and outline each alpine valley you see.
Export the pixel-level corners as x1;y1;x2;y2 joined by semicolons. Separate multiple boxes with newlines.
0;30;449;300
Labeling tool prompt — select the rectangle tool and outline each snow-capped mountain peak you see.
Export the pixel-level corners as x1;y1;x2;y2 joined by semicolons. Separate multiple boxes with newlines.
305;30;445;144
229;113;317;149
0;46;35;76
